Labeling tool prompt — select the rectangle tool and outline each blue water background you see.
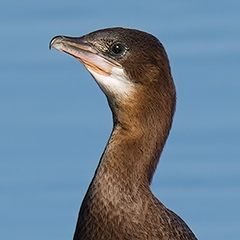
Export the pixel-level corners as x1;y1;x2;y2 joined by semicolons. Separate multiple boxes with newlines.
1;1;240;239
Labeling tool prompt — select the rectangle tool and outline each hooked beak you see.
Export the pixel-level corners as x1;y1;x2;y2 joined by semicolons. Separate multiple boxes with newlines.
49;35;121;76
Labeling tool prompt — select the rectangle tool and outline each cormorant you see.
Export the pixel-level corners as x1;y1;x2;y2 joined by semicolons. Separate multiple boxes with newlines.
50;27;197;240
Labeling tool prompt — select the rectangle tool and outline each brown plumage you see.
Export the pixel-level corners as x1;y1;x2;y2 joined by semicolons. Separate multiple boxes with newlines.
50;27;197;240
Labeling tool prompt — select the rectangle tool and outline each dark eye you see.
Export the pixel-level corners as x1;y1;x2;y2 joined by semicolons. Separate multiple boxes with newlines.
110;43;125;55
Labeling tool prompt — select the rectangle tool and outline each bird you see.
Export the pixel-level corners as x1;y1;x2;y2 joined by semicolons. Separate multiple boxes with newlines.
50;27;197;240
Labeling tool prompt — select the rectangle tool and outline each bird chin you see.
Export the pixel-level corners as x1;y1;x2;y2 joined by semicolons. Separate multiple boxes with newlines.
86;63;135;99
76;54;113;77
73;53;135;99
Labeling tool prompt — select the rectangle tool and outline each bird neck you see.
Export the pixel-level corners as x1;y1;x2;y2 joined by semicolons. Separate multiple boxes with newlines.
73;81;176;240
94;90;175;188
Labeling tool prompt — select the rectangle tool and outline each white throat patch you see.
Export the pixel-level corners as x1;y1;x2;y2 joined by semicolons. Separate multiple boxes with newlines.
86;66;135;98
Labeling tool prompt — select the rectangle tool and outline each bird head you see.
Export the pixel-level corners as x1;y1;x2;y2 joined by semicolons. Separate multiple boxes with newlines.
50;28;176;127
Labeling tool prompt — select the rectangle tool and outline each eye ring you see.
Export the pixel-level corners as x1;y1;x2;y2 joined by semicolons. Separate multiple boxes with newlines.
110;43;125;56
